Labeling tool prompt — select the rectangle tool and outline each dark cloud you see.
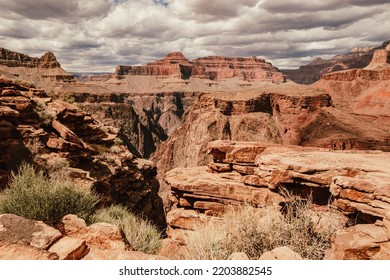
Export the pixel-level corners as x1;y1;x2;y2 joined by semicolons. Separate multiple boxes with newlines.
0;0;112;21
261;0;388;13
64;41;101;50
0;0;389;71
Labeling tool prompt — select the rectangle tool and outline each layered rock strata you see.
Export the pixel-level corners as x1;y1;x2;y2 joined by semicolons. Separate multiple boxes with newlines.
152;82;390;207
282;40;390;84
113;52;285;83
0;47;74;83
164;140;390;259
0;76;166;229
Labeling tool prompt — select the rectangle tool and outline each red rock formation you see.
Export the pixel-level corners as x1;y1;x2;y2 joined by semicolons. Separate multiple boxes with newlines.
0;77;166;229
192;56;285;82
1;48;61;69
0;47;74;83
313;46;390;128
151;82;390;208
113;52;285;83
282;40;390;84
164;140;390;259
114;52;193;79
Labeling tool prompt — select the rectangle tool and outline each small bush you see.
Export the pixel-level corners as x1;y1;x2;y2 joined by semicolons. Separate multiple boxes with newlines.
184;196;335;260
110;145;122;154
33;98;56;125
0;163;99;226
91;205;162;254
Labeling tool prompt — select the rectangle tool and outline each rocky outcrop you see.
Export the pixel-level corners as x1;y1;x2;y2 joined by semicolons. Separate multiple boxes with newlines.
192;56;286;82
0;214;166;260
75;91;202;158
313;46;390;129
0;48;60;69
152;82;390;207
282;40;390;84
164;140;390;259
114;52;193;79
0;48;74;83
113;52;285;83
0;77;166;229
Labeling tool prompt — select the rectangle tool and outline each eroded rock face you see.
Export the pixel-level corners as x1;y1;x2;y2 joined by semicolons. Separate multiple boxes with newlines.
76;91;200;158
312;46;390;133
0;48;74;83
113;52;285;83
192;56;285;82
0;77;166;229
152;82;390;208
114;52;193;79
164;140;390;259
282;40;390;84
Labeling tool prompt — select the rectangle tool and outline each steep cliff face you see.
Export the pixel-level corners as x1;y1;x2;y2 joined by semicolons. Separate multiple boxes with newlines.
114;52;193;79
89;52;286;93
282;40;390;84
313;47;390;128
151;82;390;207
75;91;202;158
0;47;74;85
192;56;286;82
164;140;390;259
0;76;166;229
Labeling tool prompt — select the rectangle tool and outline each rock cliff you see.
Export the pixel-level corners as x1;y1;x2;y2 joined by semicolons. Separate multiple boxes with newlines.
313;46;390;128
164;140;390;259
0;47;74;85
0;76;166;229
152;82;390;206
282;40;390;84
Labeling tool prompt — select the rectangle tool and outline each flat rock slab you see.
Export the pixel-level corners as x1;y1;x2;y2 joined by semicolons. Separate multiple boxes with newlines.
256;147;390;218
0;241;59;260
0;214;62;250
165;166;284;207
48;236;89;260
331;224;389;259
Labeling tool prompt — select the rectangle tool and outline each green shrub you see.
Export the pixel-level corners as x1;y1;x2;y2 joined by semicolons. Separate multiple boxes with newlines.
91;205;162;254
0;163;99;226
184;196;335;260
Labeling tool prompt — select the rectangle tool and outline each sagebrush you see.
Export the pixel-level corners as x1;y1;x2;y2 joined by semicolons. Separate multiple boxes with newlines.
91;205;162;255
0;163;99;226
184;195;335;260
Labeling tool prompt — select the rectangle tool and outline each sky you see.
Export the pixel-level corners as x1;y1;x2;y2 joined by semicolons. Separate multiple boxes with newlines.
0;0;389;72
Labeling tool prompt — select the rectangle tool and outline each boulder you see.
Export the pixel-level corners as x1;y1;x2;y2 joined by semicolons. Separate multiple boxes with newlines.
259;246;303;260
48;236;89;260
0;214;62;250
331;224;389;259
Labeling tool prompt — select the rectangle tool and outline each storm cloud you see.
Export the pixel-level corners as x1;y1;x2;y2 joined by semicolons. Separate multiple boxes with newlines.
0;0;389;71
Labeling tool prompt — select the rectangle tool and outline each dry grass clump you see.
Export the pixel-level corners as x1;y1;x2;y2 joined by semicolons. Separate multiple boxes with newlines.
0;163;99;226
184;194;335;260
91;205;162;255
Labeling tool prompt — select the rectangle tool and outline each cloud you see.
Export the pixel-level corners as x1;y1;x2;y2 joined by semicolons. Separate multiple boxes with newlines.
0;0;112;21
0;0;389;71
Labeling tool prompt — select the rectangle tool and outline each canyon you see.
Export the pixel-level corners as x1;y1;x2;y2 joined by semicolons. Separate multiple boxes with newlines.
0;41;390;259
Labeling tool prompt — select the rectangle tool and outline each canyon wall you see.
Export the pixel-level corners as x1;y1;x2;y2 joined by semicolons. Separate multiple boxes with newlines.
282;40;390;84
0;76;166;229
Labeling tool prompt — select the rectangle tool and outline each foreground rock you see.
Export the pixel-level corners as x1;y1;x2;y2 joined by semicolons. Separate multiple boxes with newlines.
0;77;166;229
164;140;390;259
0;214;165;260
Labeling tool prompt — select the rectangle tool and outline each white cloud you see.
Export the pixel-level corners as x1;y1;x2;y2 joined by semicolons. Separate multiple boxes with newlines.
0;0;389;72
